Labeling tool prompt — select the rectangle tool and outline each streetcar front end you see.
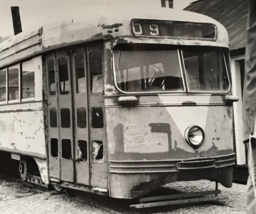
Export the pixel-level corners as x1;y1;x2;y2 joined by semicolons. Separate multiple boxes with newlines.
104;18;236;199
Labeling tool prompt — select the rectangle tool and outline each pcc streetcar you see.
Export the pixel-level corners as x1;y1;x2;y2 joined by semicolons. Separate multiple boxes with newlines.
0;3;237;199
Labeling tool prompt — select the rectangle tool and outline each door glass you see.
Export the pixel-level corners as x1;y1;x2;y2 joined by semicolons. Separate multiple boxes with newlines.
47;59;56;95
62;139;72;159
51;138;58;157
77;107;86;128
75;54;86;93
89;52;103;93
91;107;103;128
61;108;71;128
58;57;70;94
50;108;57;127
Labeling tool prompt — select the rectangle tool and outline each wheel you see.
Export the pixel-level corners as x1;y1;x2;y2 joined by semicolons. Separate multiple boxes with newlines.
52;184;63;192
19;160;28;181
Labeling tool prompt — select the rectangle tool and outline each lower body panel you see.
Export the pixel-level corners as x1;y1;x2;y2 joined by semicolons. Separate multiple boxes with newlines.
109;153;235;199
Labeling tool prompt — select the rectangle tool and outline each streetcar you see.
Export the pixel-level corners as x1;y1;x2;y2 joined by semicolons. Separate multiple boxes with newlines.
0;2;237;200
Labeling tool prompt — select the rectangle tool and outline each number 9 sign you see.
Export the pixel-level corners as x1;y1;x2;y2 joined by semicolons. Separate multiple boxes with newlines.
149;24;159;36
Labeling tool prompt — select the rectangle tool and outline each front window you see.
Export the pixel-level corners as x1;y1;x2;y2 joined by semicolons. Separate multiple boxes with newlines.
114;49;184;92
183;48;229;92
114;46;230;94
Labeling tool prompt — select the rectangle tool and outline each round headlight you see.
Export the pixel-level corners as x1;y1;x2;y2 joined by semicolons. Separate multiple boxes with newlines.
184;126;205;148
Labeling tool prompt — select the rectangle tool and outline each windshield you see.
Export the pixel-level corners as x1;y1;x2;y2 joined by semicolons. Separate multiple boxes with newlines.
114;47;230;94
183;49;230;92
114;50;184;92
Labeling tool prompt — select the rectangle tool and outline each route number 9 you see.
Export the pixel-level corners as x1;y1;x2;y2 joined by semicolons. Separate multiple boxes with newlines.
149;24;159;36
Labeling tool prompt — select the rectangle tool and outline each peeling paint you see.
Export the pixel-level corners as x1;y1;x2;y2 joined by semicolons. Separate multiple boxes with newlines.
101;23;123;29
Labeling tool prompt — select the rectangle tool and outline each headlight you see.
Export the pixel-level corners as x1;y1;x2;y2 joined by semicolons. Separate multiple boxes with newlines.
184;126;205;148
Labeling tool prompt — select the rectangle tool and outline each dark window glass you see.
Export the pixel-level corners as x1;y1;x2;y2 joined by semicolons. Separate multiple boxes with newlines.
22;60;35;99
51;138;58;157
50;108;57;127
89;52;103;93
62;139;71;159
77;107;86;128
58;57;70;94
75;54;86;93
61;108;70;128
8;65;19;101
91;107;103;128
47;59;56;96
0;69;6;102
78;140;87;161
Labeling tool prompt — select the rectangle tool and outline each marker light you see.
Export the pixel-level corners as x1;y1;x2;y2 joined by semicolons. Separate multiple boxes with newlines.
184;126;205;148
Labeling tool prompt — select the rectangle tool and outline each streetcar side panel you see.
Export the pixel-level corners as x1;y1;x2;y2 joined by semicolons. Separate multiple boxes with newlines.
0;56;46;158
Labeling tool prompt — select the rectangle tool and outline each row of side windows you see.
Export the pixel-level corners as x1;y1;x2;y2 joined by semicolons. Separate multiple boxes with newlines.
0;60;35;102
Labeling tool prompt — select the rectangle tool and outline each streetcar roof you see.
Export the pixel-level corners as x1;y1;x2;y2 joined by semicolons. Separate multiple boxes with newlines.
0;3;229;67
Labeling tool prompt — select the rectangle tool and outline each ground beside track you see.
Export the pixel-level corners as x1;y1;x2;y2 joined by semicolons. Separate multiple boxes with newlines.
0;172;247;214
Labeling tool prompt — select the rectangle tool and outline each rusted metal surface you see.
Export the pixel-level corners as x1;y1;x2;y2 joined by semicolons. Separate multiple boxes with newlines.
105;94;234;198
109;167;233;199
130;192;224;208
34;158;49;185
138;190;221;203
0;103;45;157
106;97;233;158
0;4;228;69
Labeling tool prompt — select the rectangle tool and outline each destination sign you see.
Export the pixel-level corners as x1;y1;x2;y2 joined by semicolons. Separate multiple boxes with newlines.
131;20;217;40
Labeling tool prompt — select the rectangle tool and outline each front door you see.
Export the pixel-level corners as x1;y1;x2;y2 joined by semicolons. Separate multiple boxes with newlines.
46;50;75;183
46;43;105;187
71;48;90;185
46;48;90;184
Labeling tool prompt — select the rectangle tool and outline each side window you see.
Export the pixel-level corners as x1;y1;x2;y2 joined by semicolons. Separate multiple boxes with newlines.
89;52;103;93
0;69;6;102
22;60;35;99
8;64;19;101
47;59;56;95
75;54;86;93
58;57;70;95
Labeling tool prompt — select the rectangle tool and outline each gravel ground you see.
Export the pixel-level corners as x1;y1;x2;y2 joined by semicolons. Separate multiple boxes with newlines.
0;174;247;214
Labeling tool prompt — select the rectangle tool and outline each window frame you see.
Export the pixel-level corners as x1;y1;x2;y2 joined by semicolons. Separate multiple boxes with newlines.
21;59;36;101
113;47;231;95
181;50;231;94
113;49;186;94
0;68;7;104
7;64;20;103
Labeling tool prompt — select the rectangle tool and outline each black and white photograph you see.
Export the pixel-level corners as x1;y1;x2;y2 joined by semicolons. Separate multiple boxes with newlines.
0;0;255;213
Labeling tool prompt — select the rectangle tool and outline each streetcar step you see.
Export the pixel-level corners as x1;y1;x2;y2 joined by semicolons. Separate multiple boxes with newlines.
130;190;223;209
